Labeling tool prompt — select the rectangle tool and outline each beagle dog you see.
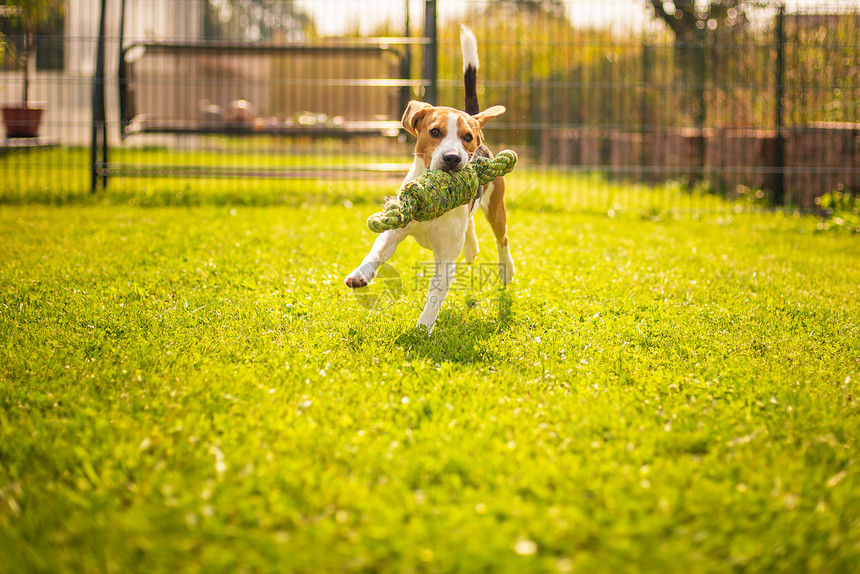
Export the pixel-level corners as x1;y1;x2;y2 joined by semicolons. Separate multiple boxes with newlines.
345;26;513;332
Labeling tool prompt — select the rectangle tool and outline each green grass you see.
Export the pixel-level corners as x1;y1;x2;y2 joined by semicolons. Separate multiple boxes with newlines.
0;147;406;206
0;147;760;215
0;165;859;572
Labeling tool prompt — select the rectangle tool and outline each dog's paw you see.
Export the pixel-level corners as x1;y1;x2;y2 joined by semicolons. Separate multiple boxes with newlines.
345;275;367;288
497;247;515;285
345;266;375;288
500;262;515;285
464;241;479;263
414;321;434;337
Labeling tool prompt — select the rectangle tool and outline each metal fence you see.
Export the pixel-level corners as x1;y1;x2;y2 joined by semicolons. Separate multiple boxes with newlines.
1;0;857;210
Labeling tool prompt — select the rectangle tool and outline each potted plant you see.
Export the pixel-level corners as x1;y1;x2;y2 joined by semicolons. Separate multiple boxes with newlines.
1;0;59;138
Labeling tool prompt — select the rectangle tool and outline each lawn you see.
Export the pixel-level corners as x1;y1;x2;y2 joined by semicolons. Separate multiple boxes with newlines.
0;167;858;572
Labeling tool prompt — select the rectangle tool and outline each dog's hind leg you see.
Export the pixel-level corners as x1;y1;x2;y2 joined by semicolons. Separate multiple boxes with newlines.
480;178;515;284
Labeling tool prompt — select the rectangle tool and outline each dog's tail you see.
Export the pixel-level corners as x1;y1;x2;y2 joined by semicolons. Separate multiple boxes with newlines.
460;25;480;116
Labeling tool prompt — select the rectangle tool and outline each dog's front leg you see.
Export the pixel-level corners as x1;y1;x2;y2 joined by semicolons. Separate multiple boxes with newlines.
463;215;479;263
345;228;409;288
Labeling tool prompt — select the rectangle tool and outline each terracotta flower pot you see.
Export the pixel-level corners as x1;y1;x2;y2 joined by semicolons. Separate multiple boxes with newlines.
2;105;46;138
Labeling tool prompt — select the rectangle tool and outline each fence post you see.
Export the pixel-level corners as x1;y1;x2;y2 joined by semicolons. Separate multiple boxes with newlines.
90;0;108;192
773;4;786;205
693;24;706;186
423;0;437;105
399;0;412;113
599;58;613;171
639;42;650;182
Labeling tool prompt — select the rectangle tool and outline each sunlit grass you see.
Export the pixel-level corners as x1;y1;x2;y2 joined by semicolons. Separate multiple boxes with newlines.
0;191;858;572
1;146;770;220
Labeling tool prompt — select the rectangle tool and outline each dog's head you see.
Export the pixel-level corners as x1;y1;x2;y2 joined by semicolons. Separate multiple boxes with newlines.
401;101;505;172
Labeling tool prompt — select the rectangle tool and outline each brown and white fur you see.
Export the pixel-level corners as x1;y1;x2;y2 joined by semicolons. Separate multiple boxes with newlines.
345;26;514;332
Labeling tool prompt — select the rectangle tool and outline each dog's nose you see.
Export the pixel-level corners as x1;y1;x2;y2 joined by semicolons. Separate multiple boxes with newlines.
442;153;462;169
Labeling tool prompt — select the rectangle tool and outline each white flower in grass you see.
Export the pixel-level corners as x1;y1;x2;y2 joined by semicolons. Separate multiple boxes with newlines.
209;446;227;477
513;537;538;556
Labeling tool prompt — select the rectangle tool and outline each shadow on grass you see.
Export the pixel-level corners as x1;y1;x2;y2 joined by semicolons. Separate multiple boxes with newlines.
394;290;515;364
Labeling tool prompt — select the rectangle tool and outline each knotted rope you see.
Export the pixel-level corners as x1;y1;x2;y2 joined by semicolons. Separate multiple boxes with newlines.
367;150;517;233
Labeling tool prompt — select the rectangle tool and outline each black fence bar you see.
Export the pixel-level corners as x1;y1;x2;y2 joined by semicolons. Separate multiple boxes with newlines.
423;0;437;105
774;4;787;205
90;0;108;192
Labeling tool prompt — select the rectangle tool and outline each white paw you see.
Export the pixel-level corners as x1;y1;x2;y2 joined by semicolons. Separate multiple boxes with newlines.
498;247;515;285
464;241;479;263
344;264;376;288
415;320;434;336
500;262;515;285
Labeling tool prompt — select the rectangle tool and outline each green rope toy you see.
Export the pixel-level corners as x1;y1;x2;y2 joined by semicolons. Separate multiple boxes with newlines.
367;150;518;233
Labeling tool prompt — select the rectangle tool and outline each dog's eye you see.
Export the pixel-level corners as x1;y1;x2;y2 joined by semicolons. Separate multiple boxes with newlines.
463;133;474;143
429;127;442;138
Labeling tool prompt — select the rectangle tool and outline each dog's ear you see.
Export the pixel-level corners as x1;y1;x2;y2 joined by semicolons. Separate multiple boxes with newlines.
473;105;506;128
401;100;434;136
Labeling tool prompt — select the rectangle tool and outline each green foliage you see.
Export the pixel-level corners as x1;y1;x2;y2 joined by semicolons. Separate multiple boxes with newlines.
436;5;633;144
0;172;859;572
202;0;317;42
646;0;751;39
782;14;859;125
0;0;64;100
3;0;57;30
816;187;860;233
426;2;859;146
